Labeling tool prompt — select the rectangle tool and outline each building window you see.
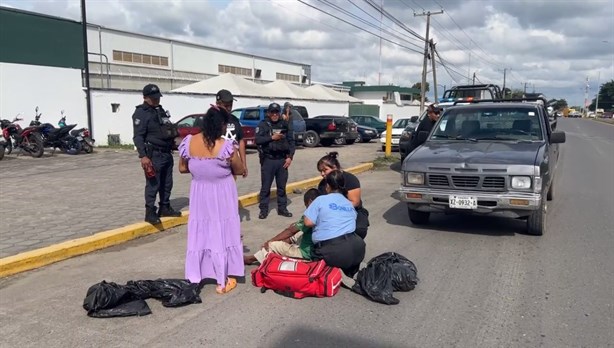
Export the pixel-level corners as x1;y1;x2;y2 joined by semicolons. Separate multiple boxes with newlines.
276;73;300;82
112;50;168;67
218;64;252;77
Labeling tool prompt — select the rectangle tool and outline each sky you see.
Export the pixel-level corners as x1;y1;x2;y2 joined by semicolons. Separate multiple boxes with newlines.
2;0;613;106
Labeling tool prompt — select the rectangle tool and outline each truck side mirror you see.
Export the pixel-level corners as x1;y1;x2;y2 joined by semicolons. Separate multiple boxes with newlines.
550;131;566;144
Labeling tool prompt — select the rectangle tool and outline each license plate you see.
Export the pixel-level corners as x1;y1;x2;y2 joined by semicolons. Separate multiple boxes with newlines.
449;195;477;209
247;140;254;145
77;136;83;141
297;134;303;139
392;138;399;144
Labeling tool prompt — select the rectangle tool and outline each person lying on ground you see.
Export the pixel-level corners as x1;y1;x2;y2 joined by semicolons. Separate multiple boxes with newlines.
244;188;321;265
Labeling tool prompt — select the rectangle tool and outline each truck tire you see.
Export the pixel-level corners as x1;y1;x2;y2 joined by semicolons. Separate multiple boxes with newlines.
526;198;546;236
407;207;430;225
320;139;334;147
303;131;319;148
546;179;555;201
334;137;345;145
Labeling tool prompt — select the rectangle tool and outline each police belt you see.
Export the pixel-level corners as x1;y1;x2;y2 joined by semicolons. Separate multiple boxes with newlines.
146;143;172;153
313;233;356;248
263;153;288;160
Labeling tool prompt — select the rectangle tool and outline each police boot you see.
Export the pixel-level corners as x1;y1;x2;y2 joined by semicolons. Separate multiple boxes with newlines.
145;206;161;225
158;204;182;217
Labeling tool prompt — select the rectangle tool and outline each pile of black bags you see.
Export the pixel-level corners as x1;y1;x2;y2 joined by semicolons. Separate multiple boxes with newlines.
83;279;202;318
352;252;419;305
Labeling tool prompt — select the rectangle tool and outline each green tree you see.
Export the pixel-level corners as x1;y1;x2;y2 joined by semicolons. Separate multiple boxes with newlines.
589;80;614;111
412;82;430;93
551;99;568;110
510;89;524;98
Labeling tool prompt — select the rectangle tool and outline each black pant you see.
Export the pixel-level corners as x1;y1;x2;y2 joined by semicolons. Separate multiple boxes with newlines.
145;151;174;209
312;233;366;277
259;157;288;212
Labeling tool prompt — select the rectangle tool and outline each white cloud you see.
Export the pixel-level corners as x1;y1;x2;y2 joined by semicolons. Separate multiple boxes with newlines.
2;0;613;105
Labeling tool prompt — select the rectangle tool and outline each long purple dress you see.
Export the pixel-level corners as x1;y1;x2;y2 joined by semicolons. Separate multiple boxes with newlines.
179;135;244;285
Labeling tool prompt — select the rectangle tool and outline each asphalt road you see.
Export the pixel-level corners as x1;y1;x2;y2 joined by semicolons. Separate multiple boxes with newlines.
0;118;612;347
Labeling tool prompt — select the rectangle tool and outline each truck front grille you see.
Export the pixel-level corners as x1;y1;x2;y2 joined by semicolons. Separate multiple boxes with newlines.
426;175;507;191
428;175;449;186
452;176;479;188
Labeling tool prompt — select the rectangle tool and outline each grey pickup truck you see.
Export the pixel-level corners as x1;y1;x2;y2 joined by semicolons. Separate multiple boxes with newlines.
397;97;566;235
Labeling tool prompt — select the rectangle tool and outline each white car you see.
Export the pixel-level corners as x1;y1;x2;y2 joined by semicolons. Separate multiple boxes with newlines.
380;117;419;151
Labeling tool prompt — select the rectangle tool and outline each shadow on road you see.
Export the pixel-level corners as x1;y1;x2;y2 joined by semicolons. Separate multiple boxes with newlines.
383;198;520;236
170;197;190;211
267;326;406;348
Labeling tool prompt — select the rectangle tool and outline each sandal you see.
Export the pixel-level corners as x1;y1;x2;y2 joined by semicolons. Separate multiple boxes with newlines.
216;278;237;294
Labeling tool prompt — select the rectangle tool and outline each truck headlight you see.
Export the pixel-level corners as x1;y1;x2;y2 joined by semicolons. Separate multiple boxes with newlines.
511;176;531;189
405;172;424;185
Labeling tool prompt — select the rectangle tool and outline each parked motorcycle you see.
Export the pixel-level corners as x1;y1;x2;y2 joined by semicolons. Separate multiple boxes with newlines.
0;114;45;158
30;108;81;155
0;132;6;160
70;127;95;153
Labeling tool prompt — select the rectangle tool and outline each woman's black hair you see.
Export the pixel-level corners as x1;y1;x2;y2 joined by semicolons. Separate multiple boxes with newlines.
324;170;348;197
200;105;230;149
317;151;341;171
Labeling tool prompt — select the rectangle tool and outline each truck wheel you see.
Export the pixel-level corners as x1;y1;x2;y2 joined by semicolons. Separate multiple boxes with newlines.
546;180;555;201
303;131;319;148
345;139;356;145
526;198;546;236
356;133;363;143
407;207;430;225
320;139;334;147
334;137;345;145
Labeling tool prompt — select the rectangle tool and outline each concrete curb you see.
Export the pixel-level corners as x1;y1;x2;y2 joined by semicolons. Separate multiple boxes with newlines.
0;162;374;278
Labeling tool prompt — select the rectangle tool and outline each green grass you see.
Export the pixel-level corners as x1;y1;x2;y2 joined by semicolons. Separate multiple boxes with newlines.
372;154;401;170
96;144;135;150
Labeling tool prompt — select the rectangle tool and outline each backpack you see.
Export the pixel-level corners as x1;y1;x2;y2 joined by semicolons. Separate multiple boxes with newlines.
251;253;342;299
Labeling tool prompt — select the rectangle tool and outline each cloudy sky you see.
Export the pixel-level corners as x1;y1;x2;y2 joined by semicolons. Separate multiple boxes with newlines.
3;0;613;106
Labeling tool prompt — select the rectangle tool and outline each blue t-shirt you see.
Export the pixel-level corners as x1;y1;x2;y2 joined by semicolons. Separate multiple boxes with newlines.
303;193;357;243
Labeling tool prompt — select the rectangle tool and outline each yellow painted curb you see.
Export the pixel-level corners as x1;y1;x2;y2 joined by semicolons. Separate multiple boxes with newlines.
0;162;374;278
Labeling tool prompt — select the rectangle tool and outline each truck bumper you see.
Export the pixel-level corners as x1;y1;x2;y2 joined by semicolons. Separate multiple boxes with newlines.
397;186;542;218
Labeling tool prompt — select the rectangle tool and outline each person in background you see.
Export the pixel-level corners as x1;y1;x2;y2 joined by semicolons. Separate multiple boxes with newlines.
178;105;244;294
304;170;366;278
255;103;295;219
215;89;248;178
407;103;441;154
132;84;182;225
243;188;320;265
317;152;369;239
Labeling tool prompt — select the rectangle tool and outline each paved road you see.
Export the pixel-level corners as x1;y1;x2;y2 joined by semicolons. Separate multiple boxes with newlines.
0;142;382;257
1;118;612;347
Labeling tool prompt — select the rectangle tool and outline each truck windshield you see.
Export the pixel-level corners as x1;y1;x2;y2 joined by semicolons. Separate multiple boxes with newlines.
431;107;544;141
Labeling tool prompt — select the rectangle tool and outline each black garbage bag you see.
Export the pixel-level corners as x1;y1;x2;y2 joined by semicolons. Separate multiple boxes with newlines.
351;252;419;305
352;258;399;305
83;279;202;318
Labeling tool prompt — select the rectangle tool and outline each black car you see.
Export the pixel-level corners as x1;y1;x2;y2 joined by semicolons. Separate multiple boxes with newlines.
356;124;378;143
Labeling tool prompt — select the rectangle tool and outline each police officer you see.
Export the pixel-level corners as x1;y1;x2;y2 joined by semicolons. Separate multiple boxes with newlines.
407;103;441;154
132;84;181;224
256;103;295;219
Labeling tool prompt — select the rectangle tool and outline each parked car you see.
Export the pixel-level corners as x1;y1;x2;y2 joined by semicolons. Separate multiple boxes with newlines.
314;115;359;145
174;114;256;149
397;97;566;236
232;106;305;145
356;124;378;143
350;115;387;135
379;116;419;151
303;115;354;147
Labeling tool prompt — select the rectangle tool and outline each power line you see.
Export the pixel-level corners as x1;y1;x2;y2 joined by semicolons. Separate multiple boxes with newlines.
363;0;426;42
296;0;424;54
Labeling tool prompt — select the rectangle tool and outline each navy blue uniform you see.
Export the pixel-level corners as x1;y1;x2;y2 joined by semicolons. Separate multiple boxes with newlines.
132;103;176;211
255;118;295;214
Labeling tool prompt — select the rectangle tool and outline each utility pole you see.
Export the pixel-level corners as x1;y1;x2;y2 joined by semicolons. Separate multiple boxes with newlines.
81;0;93;137
414;9;444;113
595;71;601;113
378;0;383;85
583;76;589;116
430;39;439;101
502;68;510;97
523;82;528;94
472;72;476;84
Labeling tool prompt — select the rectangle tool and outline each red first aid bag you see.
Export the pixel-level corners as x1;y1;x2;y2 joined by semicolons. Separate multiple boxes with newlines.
251;253;343;299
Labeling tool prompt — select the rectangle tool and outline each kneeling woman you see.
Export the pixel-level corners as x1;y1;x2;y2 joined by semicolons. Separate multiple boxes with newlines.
303;170;366;277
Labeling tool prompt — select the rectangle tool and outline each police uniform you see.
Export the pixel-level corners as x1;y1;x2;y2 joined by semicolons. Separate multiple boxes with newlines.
256;103;295;219
132;84;181;224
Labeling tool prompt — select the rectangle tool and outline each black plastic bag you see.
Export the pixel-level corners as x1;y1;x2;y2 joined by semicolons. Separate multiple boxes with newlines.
351;252;419;305
83;279;202;318
352;259;399;305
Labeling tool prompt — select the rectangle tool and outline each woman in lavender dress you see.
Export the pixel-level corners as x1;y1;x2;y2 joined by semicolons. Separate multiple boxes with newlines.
178;105;245;294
